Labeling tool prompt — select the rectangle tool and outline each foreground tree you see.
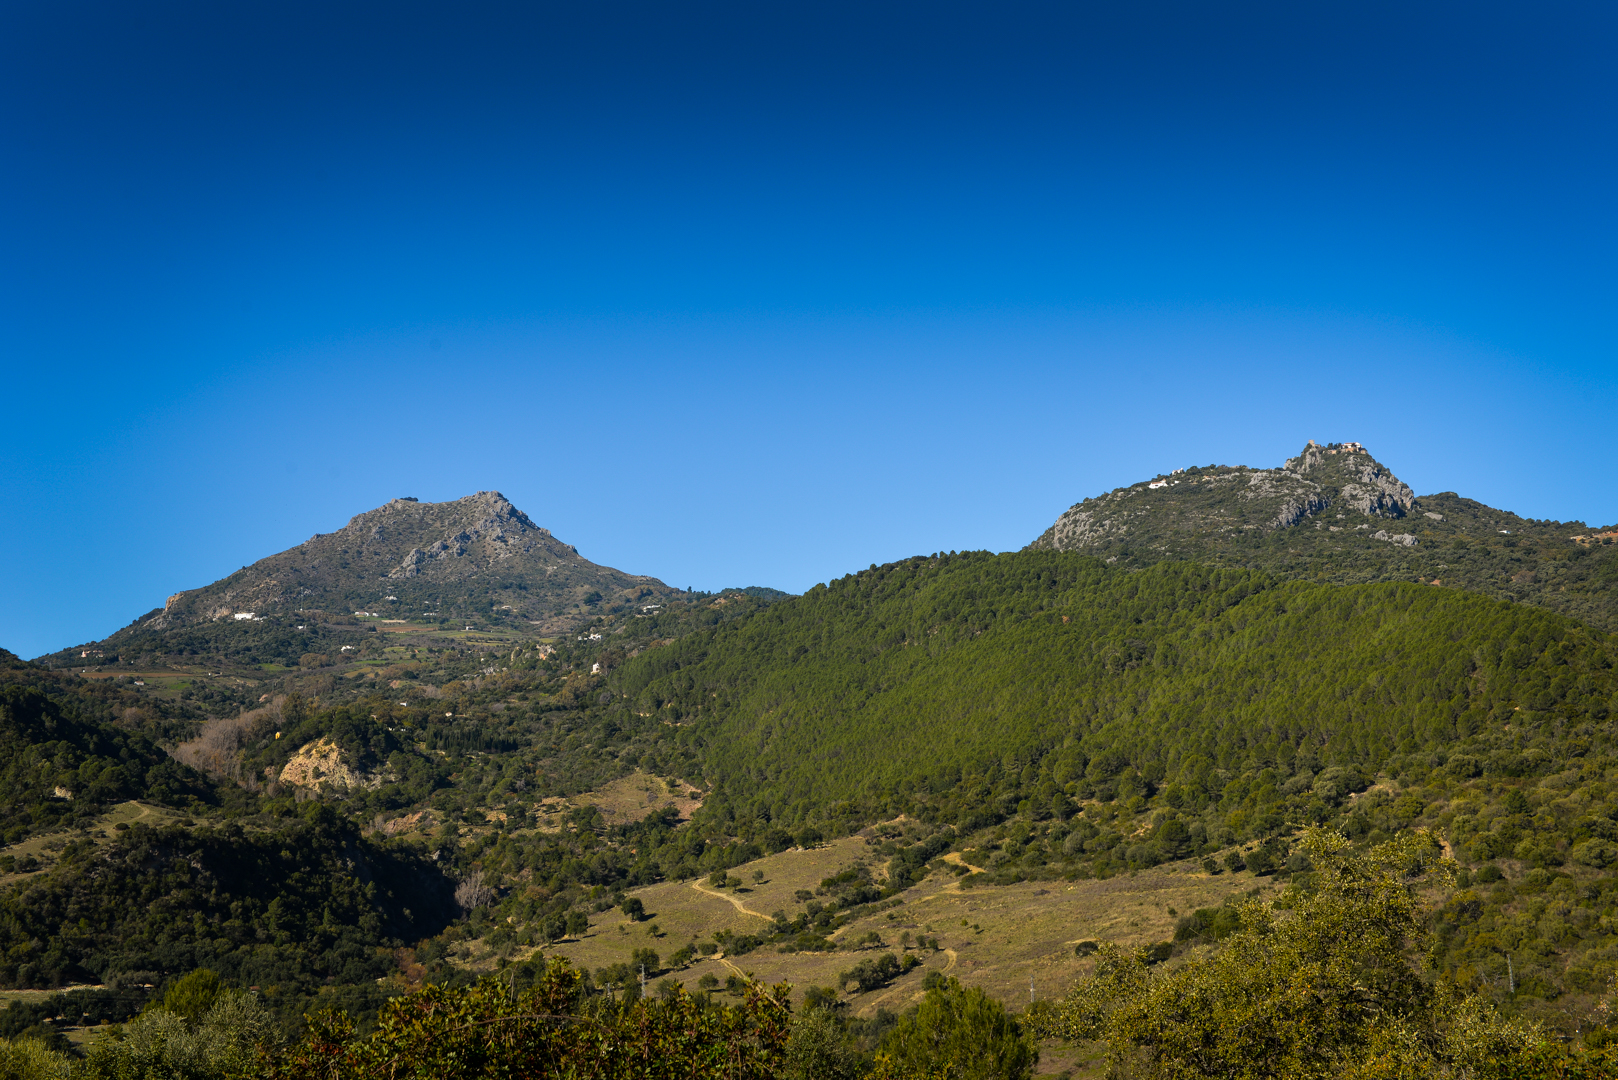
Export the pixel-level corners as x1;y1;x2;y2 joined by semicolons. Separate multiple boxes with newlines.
872;976;1036;1080
0;1037;71;1080
1029;829;1549;1079
83;978;280;1080
263;959;791;1079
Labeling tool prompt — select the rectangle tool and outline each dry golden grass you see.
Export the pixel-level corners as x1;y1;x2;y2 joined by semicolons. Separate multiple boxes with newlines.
572;771;704;826
533;823;1283;1020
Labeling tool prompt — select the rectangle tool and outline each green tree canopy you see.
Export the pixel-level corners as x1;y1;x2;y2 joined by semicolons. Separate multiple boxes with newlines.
1032;829;1539;1078
873;975;1035;1080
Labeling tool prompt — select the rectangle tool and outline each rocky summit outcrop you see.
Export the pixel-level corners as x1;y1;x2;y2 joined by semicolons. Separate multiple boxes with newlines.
1025;440;1618;632
139;491;680;632
1031;441;1419;557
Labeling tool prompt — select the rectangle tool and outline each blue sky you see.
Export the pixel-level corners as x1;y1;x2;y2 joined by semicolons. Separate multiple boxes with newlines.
2;1;1613;658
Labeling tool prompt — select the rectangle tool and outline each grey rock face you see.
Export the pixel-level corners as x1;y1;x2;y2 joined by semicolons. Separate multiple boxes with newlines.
1290;444;1414;518
1044;507;1123;549
389;548;428;579
1339;470;1415;517
1242;469;1330;528
1371;530;1419;547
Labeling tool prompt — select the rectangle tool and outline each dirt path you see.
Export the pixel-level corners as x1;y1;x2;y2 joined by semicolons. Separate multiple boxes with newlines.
942;948;958;972
687;881;774;921
75;671;193;680
716;956;749;981
932;852;972;892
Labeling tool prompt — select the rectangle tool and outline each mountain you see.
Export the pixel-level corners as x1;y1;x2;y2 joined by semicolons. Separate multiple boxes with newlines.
1028;440;1618;630
9;456;1618;1047
39;492;687;674
143;491;680;631
6;536;1618;1039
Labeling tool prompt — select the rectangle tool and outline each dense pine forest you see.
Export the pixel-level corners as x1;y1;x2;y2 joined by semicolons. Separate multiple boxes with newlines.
626;552;1615;836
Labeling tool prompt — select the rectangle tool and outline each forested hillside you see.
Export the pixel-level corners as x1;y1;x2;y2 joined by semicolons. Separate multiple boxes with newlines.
0;805;454;1006
621;550;1617;840
0;651;461;1030
0;652;216;841
607;550;1618;1028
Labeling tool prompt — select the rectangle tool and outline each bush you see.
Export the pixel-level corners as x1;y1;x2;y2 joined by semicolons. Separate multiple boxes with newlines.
0;1037;71;1080
1028;830;1541;1077
872;976;1035;1080
781;1007;859;1080
85;987;280;1080
161;967;222;1024
630;947;660;975
261;964;792;1079
1573;839;1618;869
840;953;903;994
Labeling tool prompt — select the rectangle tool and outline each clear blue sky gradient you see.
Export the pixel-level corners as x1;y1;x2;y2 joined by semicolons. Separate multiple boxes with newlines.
2;1;1614;658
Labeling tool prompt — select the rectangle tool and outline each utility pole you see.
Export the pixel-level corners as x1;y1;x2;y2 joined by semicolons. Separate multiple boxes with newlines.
1508;956;1515;994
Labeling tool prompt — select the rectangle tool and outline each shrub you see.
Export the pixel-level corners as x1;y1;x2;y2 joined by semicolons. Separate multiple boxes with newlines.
1028;830;1542;1077
261;963;792;1080
86;987;279;1080
872;976;1035;1080
0;1037;71;1080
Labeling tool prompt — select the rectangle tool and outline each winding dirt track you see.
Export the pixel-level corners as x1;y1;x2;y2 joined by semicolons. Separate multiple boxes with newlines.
687;880;774;921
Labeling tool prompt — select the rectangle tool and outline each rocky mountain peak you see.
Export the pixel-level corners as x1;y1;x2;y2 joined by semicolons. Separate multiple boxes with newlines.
1029;439;1419;554
1025;440;1618;632
1240;441;1416;528
1280;441;1415;518
133;492;679;635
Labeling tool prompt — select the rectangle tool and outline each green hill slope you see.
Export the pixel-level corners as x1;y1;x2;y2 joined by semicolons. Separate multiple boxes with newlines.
0;649;216;841
618;550;1618;839
1028;441;1618;631
0;650;456;1018
0;804;454;1004
595;551;1618;1026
